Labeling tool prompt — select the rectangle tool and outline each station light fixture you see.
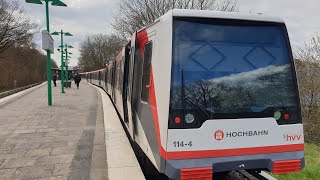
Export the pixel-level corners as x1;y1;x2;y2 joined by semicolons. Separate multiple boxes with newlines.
51;32;60;35
26;0;42;4
26;0;67;7
64;32;73;36
51;0;67;7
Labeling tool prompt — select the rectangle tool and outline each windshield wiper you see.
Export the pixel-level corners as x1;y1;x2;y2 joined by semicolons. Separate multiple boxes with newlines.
185;98;211;119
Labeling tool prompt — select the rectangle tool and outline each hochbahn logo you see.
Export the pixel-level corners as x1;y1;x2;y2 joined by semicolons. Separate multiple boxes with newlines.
214;130;269;141
214;130;224;141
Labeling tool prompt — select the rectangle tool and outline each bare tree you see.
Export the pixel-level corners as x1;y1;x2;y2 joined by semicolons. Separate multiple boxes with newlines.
295;35;320;144
78;34;126;72
0;0;35;56
113;0;238;38
0;44;51;90
186;80;216;109
0;0;55;92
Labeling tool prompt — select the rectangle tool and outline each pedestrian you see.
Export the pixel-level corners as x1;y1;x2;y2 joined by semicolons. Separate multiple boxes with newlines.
74;73;81;89
53;74;57;87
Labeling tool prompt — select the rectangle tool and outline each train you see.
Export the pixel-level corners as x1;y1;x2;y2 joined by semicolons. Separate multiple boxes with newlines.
83;9;304;180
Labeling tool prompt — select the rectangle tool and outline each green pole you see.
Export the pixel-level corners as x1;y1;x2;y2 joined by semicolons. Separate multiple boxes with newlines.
63;60;66;88
64;55;68;88
64;45;67;88
60;30;65;93
45;0;52;106
66;45;69;88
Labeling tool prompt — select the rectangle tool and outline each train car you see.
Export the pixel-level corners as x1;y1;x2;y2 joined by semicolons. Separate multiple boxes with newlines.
106;63;113;95
87;9;304;180
112;48;123;119
90;69;103;86
100;69;106;90
79;72;87;80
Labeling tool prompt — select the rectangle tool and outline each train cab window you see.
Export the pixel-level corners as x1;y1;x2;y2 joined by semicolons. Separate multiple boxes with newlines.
141;42;153;102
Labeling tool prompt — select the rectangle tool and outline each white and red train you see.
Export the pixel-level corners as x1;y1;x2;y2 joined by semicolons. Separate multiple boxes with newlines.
84;9;304;180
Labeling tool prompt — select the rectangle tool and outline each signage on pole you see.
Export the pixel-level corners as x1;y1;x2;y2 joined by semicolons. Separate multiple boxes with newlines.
42;30;54;54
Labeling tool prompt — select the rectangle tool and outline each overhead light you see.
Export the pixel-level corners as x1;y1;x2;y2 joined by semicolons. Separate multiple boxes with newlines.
26;0;42;5
51;0;67;7
51;32;60;35
64;32;73;36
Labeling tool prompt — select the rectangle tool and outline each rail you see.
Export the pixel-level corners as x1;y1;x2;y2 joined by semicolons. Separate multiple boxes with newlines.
213;170;277;180
0;82;44;99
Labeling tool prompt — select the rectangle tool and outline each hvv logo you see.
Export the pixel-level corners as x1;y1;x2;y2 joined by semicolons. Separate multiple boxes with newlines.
283;133;302;142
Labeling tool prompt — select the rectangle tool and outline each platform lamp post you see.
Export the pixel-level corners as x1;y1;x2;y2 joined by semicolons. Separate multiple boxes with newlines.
57;49;70;89
57;48;66;89
51;31;73;92
64;56;72;88
64;45;73;88
25;0;67;106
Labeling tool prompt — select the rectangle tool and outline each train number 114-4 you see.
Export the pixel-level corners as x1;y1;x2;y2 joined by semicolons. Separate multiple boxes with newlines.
173;141;192;148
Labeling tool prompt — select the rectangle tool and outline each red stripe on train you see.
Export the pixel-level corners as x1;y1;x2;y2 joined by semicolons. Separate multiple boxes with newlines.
166;144;304;160
115;48;125;63
149;67;167;158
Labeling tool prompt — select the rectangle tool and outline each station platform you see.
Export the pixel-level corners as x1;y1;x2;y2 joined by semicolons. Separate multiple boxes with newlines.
0;81;144;180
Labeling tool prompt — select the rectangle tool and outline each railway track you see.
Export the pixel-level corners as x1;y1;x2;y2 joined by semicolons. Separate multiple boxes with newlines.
237;170;269;180
213;170;277;180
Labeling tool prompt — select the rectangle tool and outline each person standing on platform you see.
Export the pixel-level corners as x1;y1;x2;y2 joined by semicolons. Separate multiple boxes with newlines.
74;73;81;89
53;74;57;87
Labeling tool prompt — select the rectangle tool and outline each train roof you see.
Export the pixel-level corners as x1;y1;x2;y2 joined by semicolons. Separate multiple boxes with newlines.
137;9;285;36
167;9;284;23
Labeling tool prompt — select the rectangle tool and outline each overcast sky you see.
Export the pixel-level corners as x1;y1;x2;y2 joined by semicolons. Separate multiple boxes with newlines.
20;0;320;67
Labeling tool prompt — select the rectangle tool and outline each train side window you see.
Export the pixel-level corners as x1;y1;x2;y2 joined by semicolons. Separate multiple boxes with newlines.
118;61;122;90
116;62;119;90
120;56;125;92
141;42;153;102
116;61;121;91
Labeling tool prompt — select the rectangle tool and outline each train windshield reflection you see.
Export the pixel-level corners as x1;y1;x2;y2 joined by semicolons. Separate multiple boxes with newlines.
170;19;299;116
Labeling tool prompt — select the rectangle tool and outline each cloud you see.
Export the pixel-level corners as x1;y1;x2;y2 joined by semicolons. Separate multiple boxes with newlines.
212;65;288;85
238;0;320;50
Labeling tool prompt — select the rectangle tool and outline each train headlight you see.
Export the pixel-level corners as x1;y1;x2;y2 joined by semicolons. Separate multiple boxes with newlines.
274;111;281;120
185;113;194;124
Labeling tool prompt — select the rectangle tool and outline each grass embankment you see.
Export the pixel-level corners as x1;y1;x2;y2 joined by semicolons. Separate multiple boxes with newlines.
0;87;10;93
274;143;320;180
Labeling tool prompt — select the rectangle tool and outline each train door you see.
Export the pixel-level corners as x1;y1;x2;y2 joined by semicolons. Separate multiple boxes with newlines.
105;69;108;92
108;66;112;95
124;36;136;139
98;71;101;86
111;62;116;100
123;45;130;123
131;30;159;168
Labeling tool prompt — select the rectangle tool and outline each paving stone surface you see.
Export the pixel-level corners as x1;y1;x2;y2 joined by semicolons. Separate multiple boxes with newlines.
0;82;107;180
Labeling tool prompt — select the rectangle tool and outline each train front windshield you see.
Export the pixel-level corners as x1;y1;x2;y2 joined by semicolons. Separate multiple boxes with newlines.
169;18;301;128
